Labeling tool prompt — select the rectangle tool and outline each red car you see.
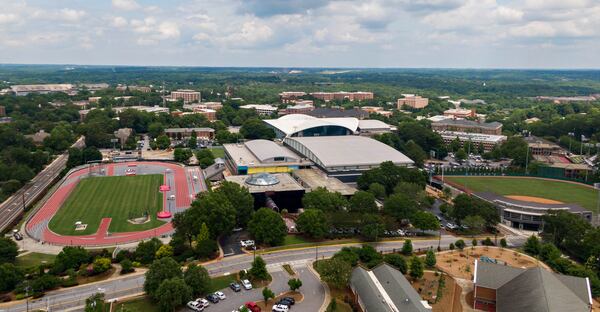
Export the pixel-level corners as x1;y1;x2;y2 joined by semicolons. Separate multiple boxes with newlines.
245;302;261;312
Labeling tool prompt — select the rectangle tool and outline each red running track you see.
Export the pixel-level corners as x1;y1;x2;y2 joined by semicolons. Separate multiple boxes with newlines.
26;161;190;246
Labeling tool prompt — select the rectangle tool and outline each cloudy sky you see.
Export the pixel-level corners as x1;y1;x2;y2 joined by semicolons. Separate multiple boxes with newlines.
1;0;599;68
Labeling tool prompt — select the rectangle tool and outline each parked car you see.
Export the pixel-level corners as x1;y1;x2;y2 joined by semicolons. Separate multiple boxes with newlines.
187;300;204;311
245;301;261;312
196;298;209;308
242;279;253;290
12;229;23;241
445;222;457;230
272;304;290;312
206;293;219;303
230;282;242;292
215;291;226;300
240;240;255;248
276;297;295;306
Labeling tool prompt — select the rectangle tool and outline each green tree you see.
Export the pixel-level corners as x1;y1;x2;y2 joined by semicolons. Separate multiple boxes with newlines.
184;263;211;296
402;239;413;256
500;238;507;248
188;131;198;149
240;118;276;140
250;256;269;281
383;254;407;274
349;191;377;213
0;237;19;263
288;278;303;291
215;181;254;227
425;249;436;268
384;193;417;221
317;258;352;289
357;162;426;195
156;245;174;259
409;256;424;280
148;122;164;138
462;215;486;234
472;238;478;247
156;134;171;149
120;259;134;274
197;223;210;242
524;235;541;256
248;208;287;246
262;287;275;303
402;140;428;167
368;182;386;200
173;148;193;163
455;239;465;250
135;238;163;264
52;246;91;274
0;263;23;292
302;187;347;212
539;243;561;262
411;211;440;232
85;293;106;312
191;192;237;238
296;209;329;239
156;277;192;312
360;214;385;242
92;258;112;274
144;257;183;298
195;149;215;169
455;148;467;161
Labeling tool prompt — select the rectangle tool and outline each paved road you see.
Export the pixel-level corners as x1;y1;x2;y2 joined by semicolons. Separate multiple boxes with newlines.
0;137;85;233
0;235;510;312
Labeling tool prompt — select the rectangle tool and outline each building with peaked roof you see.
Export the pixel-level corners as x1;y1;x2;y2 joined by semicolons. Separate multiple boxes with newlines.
473;260;592;312
350;263;432;312
284;135;413;182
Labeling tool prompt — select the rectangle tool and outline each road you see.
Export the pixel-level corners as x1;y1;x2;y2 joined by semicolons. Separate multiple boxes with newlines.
0;137;85;233
0;235;527;312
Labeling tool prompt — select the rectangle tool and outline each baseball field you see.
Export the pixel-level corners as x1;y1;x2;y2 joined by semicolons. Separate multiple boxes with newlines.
48;174;166;235
444;176;599;212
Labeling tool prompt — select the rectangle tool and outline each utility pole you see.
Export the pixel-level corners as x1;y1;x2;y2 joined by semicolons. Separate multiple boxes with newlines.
315;242;319;260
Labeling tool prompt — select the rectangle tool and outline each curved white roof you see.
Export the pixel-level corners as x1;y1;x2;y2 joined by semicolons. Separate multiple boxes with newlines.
264;114;360;137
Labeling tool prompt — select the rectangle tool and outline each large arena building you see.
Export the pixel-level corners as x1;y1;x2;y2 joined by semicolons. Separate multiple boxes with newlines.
263;114;394;138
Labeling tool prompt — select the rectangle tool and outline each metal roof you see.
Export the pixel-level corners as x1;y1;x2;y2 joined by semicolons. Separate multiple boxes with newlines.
475;261;592;312
433;119;502;129
284;136;414;168
351;264;430;312
244;139;299;162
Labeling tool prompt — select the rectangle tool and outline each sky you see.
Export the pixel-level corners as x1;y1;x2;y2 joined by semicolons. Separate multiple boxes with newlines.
0;0;599;68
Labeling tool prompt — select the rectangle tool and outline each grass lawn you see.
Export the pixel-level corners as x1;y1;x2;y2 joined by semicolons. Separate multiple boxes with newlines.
283;234;311;246
114;297;158;312
445;176;599;212
48;174;165;235
16;252;56;268
209;274;237;293
209;147;225;159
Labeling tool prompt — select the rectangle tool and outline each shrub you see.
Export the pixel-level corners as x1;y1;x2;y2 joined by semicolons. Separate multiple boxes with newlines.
455;240;465;250
93;258;112;274
120;259;134;274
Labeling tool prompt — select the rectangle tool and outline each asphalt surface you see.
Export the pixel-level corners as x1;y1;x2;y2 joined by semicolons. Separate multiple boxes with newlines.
0;235;527;312
0;137;85;233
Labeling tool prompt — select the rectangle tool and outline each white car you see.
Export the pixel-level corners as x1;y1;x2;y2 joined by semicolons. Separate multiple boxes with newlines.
187;301;204;311
272;304;290;312
215;291;226;300
240;240;255;248
241;279;253;290
196;298;209;307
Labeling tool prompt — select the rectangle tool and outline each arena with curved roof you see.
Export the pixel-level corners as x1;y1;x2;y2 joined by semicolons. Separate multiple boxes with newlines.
263;114;394;138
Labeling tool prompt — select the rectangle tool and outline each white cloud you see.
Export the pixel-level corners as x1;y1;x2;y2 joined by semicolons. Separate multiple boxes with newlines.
59;8;86;22
0;13;19;24
220;20;274;46
112;0;140;11
111;16;128;28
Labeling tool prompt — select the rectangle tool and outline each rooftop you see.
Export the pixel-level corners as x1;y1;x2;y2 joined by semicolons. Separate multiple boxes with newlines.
306;107;369;119
432;118;502;129
223;140;307;168
284;136;414;168
225;173;305;193
437;131;507;143
264;114;360;137
293;169;357;196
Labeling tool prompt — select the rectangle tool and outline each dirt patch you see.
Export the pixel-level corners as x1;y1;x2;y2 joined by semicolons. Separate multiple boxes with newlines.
436;247;546;280
505;195;563;204
410;271;462;312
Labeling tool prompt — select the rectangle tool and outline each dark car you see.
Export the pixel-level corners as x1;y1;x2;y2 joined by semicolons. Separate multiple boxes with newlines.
206;294;219;303
13;232;23;241
277;297;295;306
230;282;241;292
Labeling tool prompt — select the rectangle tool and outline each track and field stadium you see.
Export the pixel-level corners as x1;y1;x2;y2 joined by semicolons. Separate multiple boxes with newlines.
26;161;205;246
443;176;599;230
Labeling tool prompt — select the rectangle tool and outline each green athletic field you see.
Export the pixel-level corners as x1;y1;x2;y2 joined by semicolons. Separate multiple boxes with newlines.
445;176;599;212
48;174;166;236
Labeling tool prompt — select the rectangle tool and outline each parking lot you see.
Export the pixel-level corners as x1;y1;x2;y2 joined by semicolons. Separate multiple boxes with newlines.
181;262;325;312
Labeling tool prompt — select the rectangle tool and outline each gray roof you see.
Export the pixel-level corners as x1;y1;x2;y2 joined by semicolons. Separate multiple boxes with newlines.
284;136;414;168
476;261;591;312
351;264;430;312
306;107;369;118
244;139;299;162
433;119;502;129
